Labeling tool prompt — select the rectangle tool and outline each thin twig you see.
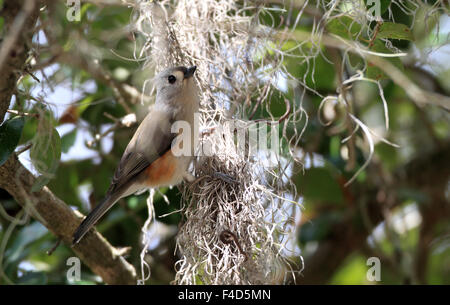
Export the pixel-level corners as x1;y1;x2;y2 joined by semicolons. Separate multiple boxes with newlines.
46;237;62;256
86;113;137;147
368;21;382;48
16;143;33;155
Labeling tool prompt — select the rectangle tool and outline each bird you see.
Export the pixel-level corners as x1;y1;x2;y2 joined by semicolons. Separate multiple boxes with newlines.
72;66;199;245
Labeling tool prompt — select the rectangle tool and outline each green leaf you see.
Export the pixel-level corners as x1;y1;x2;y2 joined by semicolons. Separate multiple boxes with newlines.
61;129;77;153
329;136;341;159
77;94;98;116
81;94;126;126
413;7;440;45
80;3;93;21
330;254;369;284
30;116;61;190
295;167;344;205
0;116;25;166
19;115;38;144
70;280;97;285
47;161;85;207
427;240;450;284
281;40;336;93
326;16;363;40
378;22;414;41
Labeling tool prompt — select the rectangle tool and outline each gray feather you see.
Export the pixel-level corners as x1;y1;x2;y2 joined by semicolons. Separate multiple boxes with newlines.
72;194;118;245
72;66;199;244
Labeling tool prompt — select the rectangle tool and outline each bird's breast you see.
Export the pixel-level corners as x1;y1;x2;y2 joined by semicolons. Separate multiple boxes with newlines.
141;149;189;187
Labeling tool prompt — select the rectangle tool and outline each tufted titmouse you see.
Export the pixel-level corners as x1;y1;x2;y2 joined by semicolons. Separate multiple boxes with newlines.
72;66;199;245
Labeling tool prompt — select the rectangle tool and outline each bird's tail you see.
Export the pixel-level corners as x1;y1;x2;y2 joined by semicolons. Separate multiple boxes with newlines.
72;194;119;245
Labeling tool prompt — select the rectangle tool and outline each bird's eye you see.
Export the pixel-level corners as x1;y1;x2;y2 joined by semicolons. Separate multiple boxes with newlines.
168;75;176;84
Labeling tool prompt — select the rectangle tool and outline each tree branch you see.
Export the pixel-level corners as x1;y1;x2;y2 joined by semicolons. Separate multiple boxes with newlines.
0;0;35;73
0;155;137;284
0;0;137;284
0;0;41;122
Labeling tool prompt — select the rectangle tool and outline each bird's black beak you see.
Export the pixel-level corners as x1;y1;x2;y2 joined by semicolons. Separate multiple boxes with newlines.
184;66;196;79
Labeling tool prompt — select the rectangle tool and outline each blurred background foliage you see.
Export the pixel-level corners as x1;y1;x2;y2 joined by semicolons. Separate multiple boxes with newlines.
0;0;449;284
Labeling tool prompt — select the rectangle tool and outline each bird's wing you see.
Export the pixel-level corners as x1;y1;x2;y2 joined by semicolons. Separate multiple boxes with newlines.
108;109;175;194
72;109;174;245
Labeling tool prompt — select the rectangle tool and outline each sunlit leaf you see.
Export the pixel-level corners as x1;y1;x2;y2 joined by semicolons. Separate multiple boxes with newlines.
330;254;369;284
378;22;414;41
